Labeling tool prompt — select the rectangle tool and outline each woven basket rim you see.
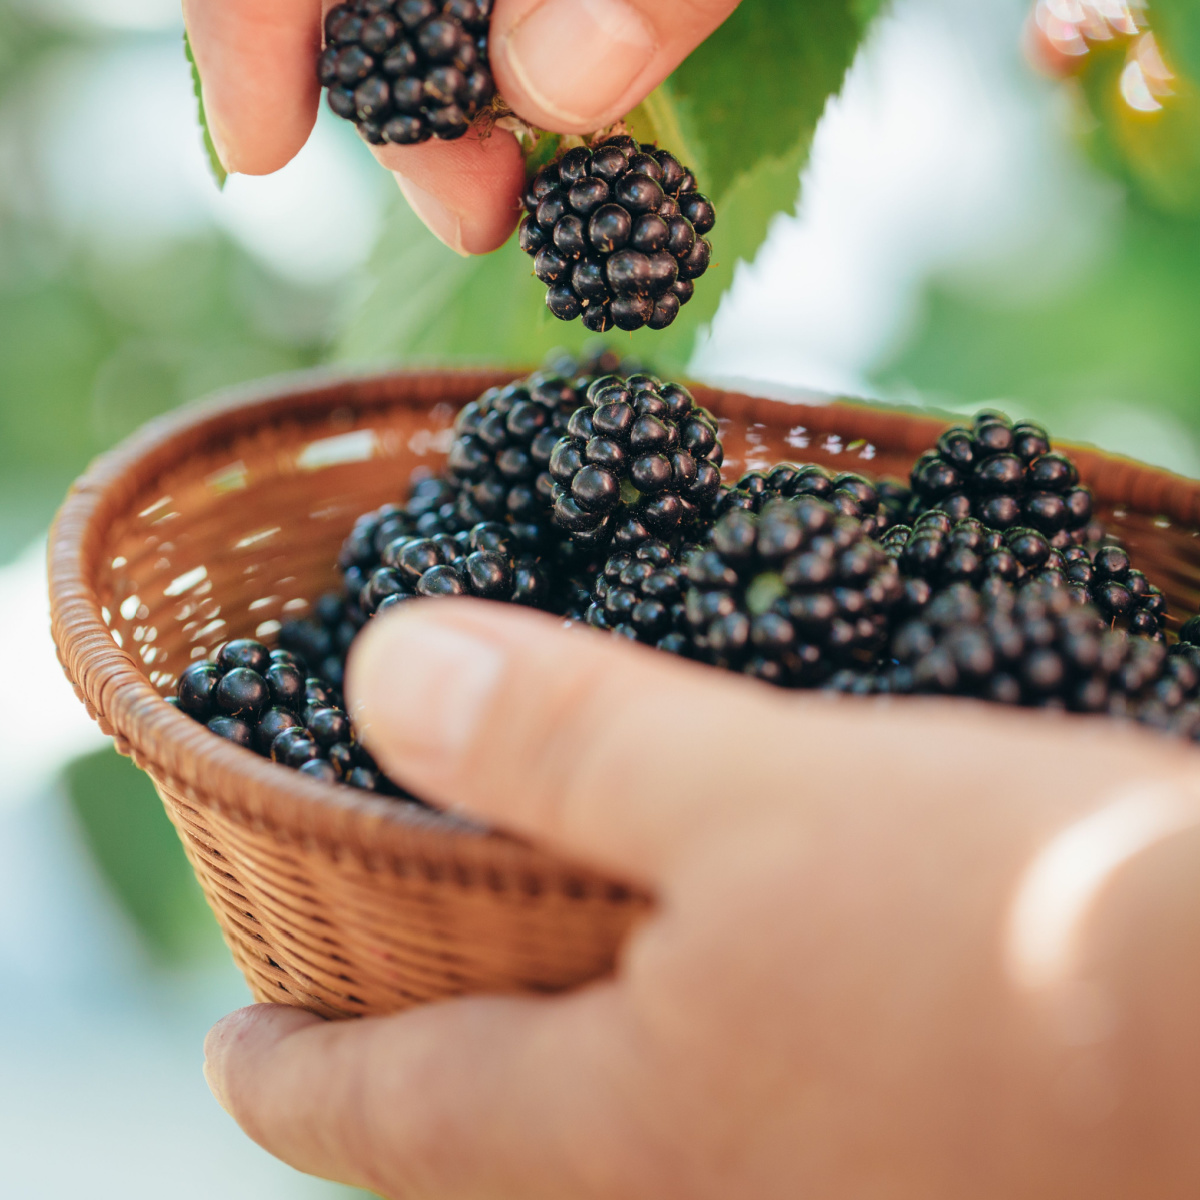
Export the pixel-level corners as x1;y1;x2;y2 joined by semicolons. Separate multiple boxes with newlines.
48;367;1200;876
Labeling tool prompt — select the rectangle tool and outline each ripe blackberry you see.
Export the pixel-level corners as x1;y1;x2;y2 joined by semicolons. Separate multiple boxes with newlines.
173;638;412;796
319;0;494;146
880;513;1167;637
337;477;466;603
445;369;589;537
358;520;552;618
831;577;1185;719
909;412;1095;546
520;135;715;331
547;373;723;542
684;496;903;685
716;463;906;539
585;538;695;652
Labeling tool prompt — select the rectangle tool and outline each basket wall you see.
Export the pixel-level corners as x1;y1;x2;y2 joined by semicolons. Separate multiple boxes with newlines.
48;369;1200;1018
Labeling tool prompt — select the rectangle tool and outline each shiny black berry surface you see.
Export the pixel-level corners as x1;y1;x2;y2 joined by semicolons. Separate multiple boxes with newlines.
587;537;696;651
548;373;722;541
909;412;1095;545
319;0;494;146
520;136;715;331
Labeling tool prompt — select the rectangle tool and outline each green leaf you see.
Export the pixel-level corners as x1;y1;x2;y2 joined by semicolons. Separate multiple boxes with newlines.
1154;0;1200;90
184;31;227;191
64;746;223;963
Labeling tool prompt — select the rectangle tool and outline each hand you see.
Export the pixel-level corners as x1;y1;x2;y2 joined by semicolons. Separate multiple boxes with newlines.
182;0;742;254
203;602;1200;1199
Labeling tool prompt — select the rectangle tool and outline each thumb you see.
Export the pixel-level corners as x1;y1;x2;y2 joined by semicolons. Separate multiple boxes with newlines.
489;0;743;135
345;601;856;883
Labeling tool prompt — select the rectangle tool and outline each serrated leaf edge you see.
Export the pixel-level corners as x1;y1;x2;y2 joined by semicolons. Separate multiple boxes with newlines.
184;31;227;191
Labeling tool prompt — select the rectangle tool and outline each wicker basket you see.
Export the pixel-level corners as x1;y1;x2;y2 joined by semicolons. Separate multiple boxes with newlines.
48;368;1200;1019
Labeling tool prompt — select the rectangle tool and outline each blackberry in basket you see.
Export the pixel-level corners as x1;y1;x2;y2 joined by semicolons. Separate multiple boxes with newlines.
830;578;1191;721
277;592;363;688
880;512;1166;638
909;411;1094;546
684;496;903;685
357;520;553;618
520;135;715;331
319;0;494;145
174;639;401;793
585;537;696;653
717;463;907;539
547;373;723;542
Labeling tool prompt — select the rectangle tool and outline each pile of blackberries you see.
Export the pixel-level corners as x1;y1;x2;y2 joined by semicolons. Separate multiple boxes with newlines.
175;362;1200;795
521;136;715;331
319;0;494;145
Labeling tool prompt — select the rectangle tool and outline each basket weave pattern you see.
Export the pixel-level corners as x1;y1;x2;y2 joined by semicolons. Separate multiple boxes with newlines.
48;370;1200;1018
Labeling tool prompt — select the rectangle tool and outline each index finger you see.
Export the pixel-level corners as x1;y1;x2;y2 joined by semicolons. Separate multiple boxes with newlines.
183;0;323;175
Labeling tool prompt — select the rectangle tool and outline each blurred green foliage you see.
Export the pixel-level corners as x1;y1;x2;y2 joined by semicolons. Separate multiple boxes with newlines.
64;746;224;962
875;4;1200;432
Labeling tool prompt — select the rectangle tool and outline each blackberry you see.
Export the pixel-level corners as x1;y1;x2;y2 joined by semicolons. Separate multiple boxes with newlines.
909;412;1095;546
319;0;494;146
173;638;414;796
358;520;552;618
880;513;1167;638
520;135;715;331
585;538;696;652
684;496;903;685
547;373;723;542
445;369;589;537
716;463;906;539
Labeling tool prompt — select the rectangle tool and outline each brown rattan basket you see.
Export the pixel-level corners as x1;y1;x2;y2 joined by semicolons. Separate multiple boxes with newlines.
48;368;1200;1019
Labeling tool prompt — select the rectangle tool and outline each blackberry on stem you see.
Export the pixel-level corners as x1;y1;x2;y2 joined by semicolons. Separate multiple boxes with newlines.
520;135;715;331
319;0;494;145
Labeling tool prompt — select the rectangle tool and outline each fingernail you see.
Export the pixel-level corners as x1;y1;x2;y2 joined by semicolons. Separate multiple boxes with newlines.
498;0;657;128
350;612;506;767
395;175;469;256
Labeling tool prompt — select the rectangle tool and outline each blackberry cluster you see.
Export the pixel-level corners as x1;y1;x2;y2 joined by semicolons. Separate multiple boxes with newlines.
829;580;1190;725
685;497;903;685
520;136;715;331
319;0;494;145
445;370;589;538
173;639;400;793
717;464;908;539
586;538;695;653
548;374;722;541
910;412;1094;545
358;520;552;617
880;512;1166;637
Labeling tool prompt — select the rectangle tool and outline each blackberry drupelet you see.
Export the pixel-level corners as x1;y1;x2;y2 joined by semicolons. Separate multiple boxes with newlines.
586;537;696;652
909;411;1095;546
716;463;906;539
319;0;494;145
880;512;1166;637
278;592;365;687
358;519;553;618
520;135;716;331
685;496;903;685
547;373;723;542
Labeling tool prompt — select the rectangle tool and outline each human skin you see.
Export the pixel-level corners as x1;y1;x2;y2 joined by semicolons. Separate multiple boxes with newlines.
204;600;1200;1199
181;0;744;255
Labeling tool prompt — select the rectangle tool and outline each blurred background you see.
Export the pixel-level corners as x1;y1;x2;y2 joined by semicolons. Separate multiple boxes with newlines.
1;0;1197;1193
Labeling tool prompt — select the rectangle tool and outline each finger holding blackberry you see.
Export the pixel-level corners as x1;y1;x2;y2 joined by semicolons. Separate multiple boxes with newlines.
183;0;740;255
